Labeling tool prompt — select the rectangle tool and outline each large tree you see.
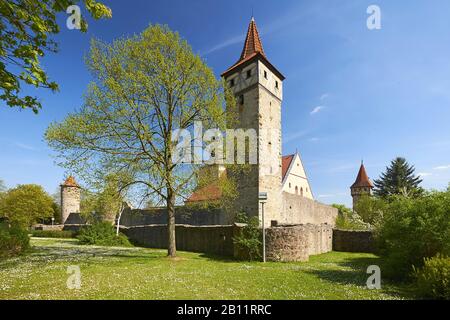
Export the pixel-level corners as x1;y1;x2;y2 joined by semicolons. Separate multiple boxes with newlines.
0;0;111;113
45;25;235;257
374;157;423;198
0;184;55;227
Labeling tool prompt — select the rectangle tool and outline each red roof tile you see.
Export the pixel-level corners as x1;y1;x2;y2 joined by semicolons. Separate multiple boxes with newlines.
351;164;374;188
221;18;285;80
240;17;266;61
186;184;222;203
282;154;295;181
62;176;80;187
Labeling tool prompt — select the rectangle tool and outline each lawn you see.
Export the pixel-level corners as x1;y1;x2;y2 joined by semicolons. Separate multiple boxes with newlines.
0;238;412;300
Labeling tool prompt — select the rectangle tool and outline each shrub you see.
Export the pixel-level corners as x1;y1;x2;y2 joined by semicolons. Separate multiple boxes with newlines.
0;223;30;258
77;222;131;247
233;212;262;261
354;195;387;226
31;230;75;239
376;190;450;280
413;255;450;300
333;204;370;230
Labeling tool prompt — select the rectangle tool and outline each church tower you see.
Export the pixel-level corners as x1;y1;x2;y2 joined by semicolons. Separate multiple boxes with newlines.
222;17;285;226
350;162;374;209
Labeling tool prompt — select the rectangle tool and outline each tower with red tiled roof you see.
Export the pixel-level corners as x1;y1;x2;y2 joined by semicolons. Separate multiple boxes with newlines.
60;176;81;224
222;17;284;225
350;162;374;209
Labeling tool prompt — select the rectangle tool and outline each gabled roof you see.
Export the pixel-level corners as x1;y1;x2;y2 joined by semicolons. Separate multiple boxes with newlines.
221;18;285;80
351;163;374;188
186;184;222;203
282;154;295;181
62;176;80;188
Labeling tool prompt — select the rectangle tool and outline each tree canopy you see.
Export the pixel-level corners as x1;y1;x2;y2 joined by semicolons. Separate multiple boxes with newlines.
374;157;423;198
0;0;111;113
0;184;56;227
45;24;236;257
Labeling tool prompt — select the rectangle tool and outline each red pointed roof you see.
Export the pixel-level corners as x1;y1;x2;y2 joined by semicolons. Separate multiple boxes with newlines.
351;164;374;189
282;154;295;181
240;17;266;61
221;18;285;80
62;176;80;188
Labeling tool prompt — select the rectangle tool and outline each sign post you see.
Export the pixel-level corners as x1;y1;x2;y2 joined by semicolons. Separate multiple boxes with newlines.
259;192;268;263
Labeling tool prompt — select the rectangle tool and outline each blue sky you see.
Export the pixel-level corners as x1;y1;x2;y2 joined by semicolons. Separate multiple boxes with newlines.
0;0;449;206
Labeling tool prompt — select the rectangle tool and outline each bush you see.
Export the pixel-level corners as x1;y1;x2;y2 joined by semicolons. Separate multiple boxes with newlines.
376;191;450;281
233;212;262;261
333;204;370;230
77;222;131;247
0;223;30;258
414;255;450;300
31;230;75;239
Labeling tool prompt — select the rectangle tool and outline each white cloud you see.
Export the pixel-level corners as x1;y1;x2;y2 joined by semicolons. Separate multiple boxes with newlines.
309;137;320;142
310;106;325;115
433;165;450;170
418;172;433;177
201;34;245;56
318;192;346;198
15;142;37;151
320;93;329;100
284;130;308;144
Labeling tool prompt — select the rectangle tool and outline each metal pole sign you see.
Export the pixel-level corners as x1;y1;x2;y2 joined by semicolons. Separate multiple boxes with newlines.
258;192;268;263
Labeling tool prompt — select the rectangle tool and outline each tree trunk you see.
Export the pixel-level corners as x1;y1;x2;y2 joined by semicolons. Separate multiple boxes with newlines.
167;188;176;257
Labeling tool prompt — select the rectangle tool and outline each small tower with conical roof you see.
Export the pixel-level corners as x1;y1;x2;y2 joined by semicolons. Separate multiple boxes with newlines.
60;176;81;224
350;162;374;209
222;17;285;226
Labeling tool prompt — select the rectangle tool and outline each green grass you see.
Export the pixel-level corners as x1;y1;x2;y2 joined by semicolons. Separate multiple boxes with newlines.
0;238;413;300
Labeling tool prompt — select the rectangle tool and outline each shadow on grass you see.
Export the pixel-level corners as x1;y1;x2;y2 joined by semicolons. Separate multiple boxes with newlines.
305;255;414;299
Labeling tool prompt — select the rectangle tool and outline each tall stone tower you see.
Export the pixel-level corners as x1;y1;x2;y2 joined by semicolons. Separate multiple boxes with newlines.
350;162;374;209
222;17;285;226
60;176;81;224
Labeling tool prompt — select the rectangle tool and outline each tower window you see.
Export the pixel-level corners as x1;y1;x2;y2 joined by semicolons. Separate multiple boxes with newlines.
230;79;235;87
246;69;252;79
264;70;268;79
275;81;279;89
239;95;244;105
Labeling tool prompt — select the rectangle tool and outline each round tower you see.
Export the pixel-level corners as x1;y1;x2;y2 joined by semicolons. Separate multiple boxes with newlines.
350;162;374;210
60;176;81;224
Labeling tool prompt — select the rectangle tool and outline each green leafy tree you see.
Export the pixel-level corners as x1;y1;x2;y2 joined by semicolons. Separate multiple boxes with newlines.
332;204;370;230
0;0;112;113
376;190;450;281
374;157;423;198
45;25;235;257
353;195;387;226
0;184;55;228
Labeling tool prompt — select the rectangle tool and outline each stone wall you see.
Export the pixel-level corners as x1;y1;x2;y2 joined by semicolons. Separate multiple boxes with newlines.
280;192;338;227
333;229;375;253
122;224;237;257
123;223;333;262
266;224;333;262
120;207;229;227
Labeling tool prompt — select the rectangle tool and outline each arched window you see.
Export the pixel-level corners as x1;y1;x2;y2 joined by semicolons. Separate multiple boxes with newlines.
300;187;304;197
295;186;298;195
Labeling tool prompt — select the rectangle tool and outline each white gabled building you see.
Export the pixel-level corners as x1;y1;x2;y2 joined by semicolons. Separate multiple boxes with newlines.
281;153;314;200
